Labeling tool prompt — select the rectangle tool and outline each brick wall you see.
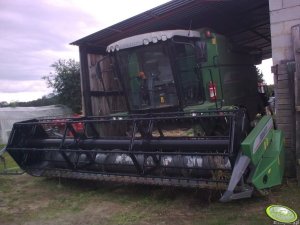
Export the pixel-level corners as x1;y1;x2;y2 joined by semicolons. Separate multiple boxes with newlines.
270;0;300;65
273;63;296;177
270;0;300;177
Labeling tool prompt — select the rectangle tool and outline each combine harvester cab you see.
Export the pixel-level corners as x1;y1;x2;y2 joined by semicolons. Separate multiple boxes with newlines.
5;29;284;202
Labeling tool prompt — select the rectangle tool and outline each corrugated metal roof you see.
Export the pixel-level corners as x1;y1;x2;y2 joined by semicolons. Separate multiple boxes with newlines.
71;0;271;59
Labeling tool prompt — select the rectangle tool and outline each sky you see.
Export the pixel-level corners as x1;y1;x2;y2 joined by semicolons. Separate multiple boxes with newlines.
0;0;274;103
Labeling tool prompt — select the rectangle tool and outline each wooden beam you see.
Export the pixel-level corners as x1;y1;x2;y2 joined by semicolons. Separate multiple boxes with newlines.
292;24;300;184
90;91;124;97
79;46;92;116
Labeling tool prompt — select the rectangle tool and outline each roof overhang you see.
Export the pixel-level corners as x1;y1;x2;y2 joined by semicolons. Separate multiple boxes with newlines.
72;0;270;59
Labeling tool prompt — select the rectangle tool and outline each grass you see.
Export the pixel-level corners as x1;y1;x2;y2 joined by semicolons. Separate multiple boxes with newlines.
0;147;299;225
110;210;145;225
1;174;299;225
0;144;20;174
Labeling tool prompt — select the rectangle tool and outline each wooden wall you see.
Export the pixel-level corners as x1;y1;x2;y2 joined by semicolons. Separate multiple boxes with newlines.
87;53;127;116
88;54;109;116
79;46;127;117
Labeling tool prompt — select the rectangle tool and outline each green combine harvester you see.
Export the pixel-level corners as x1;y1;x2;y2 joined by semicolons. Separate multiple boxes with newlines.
5;29;284;202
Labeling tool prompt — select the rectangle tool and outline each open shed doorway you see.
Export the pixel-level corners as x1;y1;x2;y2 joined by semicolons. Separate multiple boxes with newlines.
71;0;299;179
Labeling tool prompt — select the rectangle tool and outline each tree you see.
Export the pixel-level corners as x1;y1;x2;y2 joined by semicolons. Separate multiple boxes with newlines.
256;67;265;83
0;101;8;107
43;59;82;113
8;94;59;107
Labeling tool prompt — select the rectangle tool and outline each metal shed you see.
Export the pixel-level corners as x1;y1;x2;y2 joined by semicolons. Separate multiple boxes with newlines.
71;0;300;179
72;0;271;57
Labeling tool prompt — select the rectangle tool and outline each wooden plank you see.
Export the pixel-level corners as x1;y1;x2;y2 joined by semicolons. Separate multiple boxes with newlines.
276;109;294;116
90;91;124;97
292;24;300;183
277;123;295;134
276;116;295;124
278;130;295;137
276;98;293;105
292;25;300;106
88;54;104;92
277;123;294;130
79;46;92;116
277;73;289;81
276;88;291;94
276;128;293;136
285;148;297;178
276;86;292;90
277;130;293;138
276;80;290;89
276;92;293;98
277;105;293;111
285;138;295;147
87;54;110;116
275;64;288;75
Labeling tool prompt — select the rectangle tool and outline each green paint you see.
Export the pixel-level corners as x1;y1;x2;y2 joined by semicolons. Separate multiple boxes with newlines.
241;116;284;189
195;29;260;120
242;116;274;165
183;101;233;112
110;30;284;192
250;130;284;189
